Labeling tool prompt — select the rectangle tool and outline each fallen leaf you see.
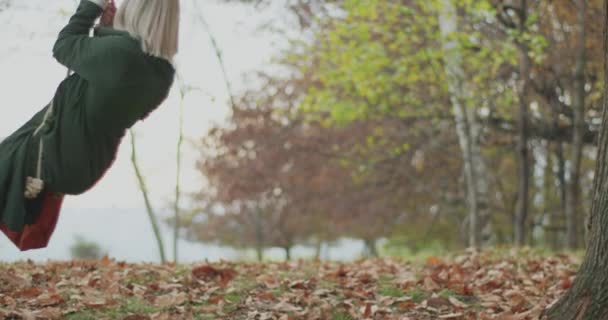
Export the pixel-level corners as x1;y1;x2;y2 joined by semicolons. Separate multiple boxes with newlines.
423;276;440;291
448;296;468;309
272;300;301;313
30;293;64;307
83;297;110;308
14;287;42;299
426;256;443;267
439;313;464;319
154;291;188;308
192;265;237;286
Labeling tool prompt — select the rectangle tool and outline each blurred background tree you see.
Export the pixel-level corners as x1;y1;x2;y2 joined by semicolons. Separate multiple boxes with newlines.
170;0;605;258
69;235;106;260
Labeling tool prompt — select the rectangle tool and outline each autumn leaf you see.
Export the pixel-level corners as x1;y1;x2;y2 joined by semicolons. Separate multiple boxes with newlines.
100;255;113;267
82;296;111;309
423;276;440;291
29;293;64;307
0;250;580;319
448;296;468;309
256;291;275;301
32;307;63;320
154;291;188;308
426;256;443;267
192;264;237;286
207;295;224;304
272;300;302;313
13;287;43;299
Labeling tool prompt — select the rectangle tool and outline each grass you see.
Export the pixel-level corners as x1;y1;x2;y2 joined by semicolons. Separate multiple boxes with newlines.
383;243;586;267
379;284;405;298
124;270;160;286
65;297;159;320
377;275;405;298
332;311;354;320
407;288;428;303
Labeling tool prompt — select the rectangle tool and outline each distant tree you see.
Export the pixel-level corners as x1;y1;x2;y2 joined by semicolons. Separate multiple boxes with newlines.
204;0;604;251
69;235;105;260
439;0;491;247
295;0;603;247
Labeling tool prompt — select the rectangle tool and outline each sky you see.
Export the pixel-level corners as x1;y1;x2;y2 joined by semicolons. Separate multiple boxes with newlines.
0;0;364;262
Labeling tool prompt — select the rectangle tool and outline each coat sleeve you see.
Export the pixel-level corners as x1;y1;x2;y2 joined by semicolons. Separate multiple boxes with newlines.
52;0;130;85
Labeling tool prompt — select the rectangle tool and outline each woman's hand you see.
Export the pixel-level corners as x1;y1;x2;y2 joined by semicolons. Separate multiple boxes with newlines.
99;0;116;27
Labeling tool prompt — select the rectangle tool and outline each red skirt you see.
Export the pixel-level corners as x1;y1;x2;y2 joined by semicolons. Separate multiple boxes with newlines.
0;190;64;250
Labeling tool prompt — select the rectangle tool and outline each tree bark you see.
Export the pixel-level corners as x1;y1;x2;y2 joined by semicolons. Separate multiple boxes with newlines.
255;246;264;262
363;238;379;258
130;130;167;263
541;144;553;247
565;0;587;250
514;0;531;246
438;0;491;248
255;208;264;262
542;1;608;317
555;120;568;248
314;240;323;261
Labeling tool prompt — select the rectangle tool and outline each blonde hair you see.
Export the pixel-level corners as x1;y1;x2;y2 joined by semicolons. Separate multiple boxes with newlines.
114;0;180;62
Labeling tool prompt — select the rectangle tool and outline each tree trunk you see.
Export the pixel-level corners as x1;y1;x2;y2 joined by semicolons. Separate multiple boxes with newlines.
314;240;323;261
438;0;490;248
255;208;264;262
542;1;608;317
130;130;167;263
552;97;568;249
363;238;379;258
255;246;264;262
172;84;186;263
542;144;553;247
565;0;587;250
284;246;292;261
514;0;531;246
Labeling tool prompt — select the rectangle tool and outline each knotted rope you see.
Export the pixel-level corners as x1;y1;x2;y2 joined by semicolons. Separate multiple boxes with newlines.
24;100;54;199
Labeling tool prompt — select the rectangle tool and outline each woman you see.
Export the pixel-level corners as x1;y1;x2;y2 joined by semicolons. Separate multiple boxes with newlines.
0;0;179;250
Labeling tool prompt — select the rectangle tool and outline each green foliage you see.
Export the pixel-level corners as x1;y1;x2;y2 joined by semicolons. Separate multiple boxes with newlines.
301;0;445;125
298;0;519;127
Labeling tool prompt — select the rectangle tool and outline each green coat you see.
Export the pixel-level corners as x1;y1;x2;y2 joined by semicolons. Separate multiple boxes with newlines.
0;0;175;234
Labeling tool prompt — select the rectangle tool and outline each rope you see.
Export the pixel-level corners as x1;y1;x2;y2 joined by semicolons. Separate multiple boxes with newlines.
23;0;80;199
24;100;54;199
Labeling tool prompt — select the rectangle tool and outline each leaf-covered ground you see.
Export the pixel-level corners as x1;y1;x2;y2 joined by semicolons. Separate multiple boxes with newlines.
0;249;579;320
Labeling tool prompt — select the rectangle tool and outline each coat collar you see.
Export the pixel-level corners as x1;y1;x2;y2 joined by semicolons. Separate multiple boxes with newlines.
94;26;132;38
94;26;176;71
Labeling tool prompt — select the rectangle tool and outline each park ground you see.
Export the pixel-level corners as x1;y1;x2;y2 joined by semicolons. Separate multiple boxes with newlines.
0;249;581;320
